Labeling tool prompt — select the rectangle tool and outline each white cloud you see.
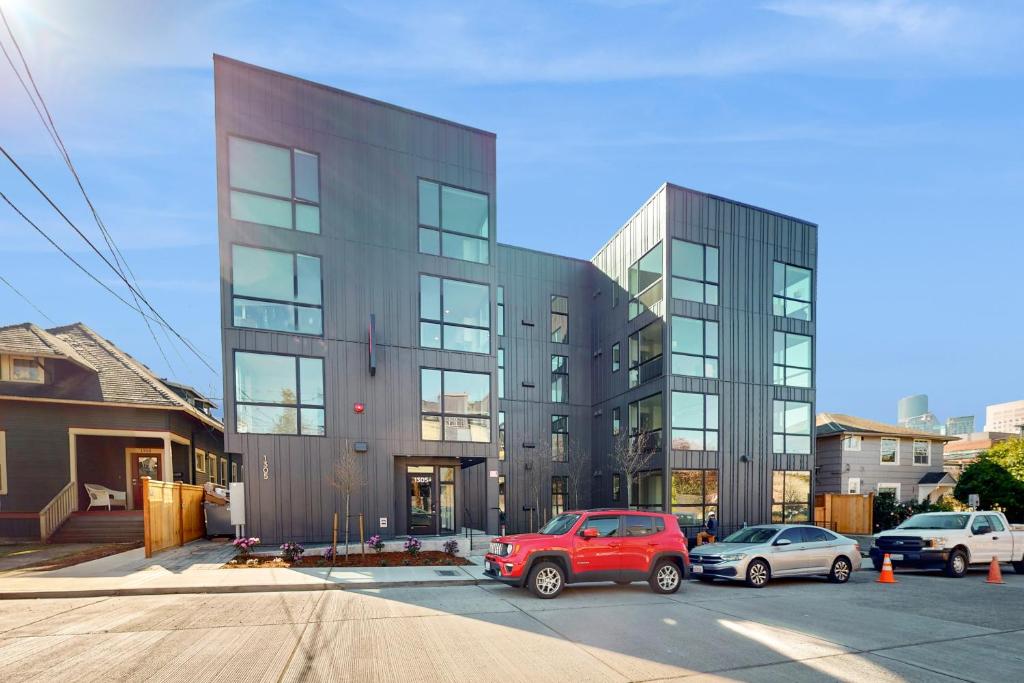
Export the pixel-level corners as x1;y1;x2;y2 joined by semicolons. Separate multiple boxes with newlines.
763;0;959;39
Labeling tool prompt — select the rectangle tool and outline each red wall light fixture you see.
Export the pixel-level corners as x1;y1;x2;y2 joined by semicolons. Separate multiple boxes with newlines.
353;402;365;414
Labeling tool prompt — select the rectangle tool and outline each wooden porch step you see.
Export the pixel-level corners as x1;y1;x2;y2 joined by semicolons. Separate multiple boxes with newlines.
50;513;144;544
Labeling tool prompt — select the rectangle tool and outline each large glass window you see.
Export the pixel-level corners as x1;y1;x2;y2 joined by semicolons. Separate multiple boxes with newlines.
228;137;320;233
419;275;490;354
628;242;663;320
496;286;505;336
671;316;718;378
629;320;663;388
551;354;568;403
772;470;811;523
772;400;811;454
773;332;812;387
497;348;506;399
234;352;324;435
628;393;663;449
420;369;491;442
498;410;506;461
672;470;719;529
551;295;568;343
551;415;568;462
551;476;567;517
671;392;719;451
672;240;718;304
418;180;489;264
631;470;664;510
232;245;322;335
773;262;812;321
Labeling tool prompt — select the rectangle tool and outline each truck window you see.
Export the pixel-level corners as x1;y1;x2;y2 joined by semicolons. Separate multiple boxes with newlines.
987;515;1005;532
971;516;991;534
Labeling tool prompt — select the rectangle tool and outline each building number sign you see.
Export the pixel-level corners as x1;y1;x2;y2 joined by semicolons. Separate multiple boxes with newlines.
412;476;430;484
261;455;270;480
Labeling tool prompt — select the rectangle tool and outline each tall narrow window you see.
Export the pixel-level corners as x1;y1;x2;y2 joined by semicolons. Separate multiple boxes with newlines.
419;275;490;353
232;245;322;335
498;410;506;461
612;407;621;435
880;437;899;465
631;471;664;510
498;475;506;516
628;320;663;388
228;137;319;233
551;295;568;343
418;179;489;264
612;473;621;502
234;352;325;436
773;332;812;387
496;286;505;336
671;316;718;378
628;393;663;449
772;400;811;454
773;262;813;321
420;368;491;442
551;354;568;403
497;348;506;399
772;470;811;523
628;242;663;320
672;240;718;304
551;415;568;462
913;439;930;465
671;392;718;451
551;476;567;516
611;342;620;372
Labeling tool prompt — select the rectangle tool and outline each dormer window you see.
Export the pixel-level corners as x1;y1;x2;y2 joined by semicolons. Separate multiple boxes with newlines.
1;354;45;383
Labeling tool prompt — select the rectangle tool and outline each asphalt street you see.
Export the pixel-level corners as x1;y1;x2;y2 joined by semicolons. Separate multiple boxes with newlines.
0;567;1021;681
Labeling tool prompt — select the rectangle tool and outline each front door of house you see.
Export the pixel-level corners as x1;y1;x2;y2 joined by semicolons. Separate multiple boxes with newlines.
408;469;438;535
131;453;161;509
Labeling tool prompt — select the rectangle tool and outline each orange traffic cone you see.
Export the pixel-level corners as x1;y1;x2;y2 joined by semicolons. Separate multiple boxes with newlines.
986;556;1004;584
876;553;897;583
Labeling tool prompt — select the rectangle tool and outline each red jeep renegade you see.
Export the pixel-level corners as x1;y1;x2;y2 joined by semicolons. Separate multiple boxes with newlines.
483;509;689;598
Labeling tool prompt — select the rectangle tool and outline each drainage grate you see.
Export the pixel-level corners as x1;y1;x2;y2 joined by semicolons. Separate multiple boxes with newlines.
434;569;459;576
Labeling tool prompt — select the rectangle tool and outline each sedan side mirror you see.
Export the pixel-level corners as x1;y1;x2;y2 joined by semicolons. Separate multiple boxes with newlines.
774;538;792;546
581;527;599;539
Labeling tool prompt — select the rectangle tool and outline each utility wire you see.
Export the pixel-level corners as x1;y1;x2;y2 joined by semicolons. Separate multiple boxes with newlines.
0;6;176;377
0;272;56;325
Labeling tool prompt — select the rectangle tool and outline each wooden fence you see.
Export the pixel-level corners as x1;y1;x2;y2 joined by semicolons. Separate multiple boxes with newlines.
142;477;206;557
814;492;874;535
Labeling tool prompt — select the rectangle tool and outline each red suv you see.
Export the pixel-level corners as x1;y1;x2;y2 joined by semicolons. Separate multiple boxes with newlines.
483;509;689;598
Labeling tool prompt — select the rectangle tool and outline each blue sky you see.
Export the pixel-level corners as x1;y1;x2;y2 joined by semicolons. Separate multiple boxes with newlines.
1;0;1022;426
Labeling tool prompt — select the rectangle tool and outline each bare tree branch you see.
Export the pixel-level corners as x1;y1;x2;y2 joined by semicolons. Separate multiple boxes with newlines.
566;437;590;510
610;430;655;509
331;447;366;558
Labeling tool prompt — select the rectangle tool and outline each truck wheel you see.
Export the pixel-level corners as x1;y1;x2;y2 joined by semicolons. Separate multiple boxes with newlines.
528;561;565;599
649;560;682;594
745;559;771;588
828;557;852;583
944;549;968;578
1012;561;1024;575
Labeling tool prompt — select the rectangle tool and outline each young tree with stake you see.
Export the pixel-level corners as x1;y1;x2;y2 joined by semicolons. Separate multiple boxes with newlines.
610;429;654;508
331;447;366;559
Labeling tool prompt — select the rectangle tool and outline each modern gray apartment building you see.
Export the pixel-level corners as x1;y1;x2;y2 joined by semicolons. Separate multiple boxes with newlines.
214;56;818;543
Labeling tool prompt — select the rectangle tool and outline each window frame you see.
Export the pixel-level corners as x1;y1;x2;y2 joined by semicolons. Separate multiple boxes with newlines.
496;286;505;337
628;319;664;388
419;367;492;443
419;274;491;354
628;242;664;320
671;239;719;305
233;350;326;437
498;410;506;461
771;470;812;523
880;437;900;466
417;177;490;264
612;472;621;502
628;392;664;450
550;295;569;344
208;453;219;483
0;354;45;383
0;431;7;494
877;482;901;499
611;406;621;436
671;391;719;452
497;348;505;399
847;477;861;494
551;476;568;517
670;468;718;529
195;448;206;474
220;459;228;484
551;354;568;403
551;414;568;462
226;134;321;233
773;331;813;388
230;243;324;336
772;261;813;321
670;316;719;379
231;462;238;482
772;400;812;455
913;439;930;466
611;342;620;372
842;435;862;452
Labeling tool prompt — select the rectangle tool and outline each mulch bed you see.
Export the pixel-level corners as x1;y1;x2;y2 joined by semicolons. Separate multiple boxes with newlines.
224;550;472;569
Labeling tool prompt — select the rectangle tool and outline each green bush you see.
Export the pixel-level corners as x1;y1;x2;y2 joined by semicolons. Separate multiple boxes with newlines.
954;459;1024;522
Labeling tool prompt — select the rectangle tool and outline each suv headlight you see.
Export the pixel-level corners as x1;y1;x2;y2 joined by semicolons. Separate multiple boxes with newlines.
720;553;747;562
927;538;948;549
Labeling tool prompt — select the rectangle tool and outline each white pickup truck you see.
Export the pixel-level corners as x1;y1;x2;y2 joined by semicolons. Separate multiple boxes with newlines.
871;511;1024;577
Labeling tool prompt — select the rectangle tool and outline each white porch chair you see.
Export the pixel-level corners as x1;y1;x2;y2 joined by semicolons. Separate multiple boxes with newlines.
84;483;128;510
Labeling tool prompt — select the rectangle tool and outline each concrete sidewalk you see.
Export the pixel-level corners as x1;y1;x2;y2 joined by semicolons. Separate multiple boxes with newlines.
0;540;489;599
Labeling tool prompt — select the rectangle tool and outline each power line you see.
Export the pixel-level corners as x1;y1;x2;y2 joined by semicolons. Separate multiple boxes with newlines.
0;6;176;377
0;272;56;325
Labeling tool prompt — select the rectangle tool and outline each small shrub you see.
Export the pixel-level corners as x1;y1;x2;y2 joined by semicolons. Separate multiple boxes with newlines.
442;539;459;556
403;536;422;556
280;542;305;563
322;546;337;563
232;537;261;559
245;558;259;567
368;534;385;553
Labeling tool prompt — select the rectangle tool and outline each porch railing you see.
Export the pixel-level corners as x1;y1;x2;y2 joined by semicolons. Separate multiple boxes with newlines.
39;481;77;541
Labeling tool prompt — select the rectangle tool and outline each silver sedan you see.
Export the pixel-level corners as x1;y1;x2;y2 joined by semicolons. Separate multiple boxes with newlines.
688;524;862;587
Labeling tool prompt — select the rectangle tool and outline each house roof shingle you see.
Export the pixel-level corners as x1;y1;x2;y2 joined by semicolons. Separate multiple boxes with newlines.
0;322;96;371
816;412;958;442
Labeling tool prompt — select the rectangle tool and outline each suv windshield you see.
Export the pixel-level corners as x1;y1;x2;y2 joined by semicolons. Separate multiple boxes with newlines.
721;527;778;544
539;513;580;535
898;514;969;530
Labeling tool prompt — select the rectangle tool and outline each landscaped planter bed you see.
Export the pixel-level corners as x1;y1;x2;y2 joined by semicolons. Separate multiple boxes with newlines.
224;551;472;569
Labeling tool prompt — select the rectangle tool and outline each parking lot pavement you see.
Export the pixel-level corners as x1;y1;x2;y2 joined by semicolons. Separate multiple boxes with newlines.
0;568;1020;682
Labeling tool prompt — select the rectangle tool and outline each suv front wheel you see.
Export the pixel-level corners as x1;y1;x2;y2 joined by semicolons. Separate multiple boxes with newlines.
528;561;565;599
649;560;682;594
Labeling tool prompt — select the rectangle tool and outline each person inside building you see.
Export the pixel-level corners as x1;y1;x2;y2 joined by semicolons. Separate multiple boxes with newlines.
696;512;718;545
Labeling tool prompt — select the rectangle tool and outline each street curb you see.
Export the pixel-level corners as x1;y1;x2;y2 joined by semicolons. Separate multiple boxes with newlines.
0;577;487;600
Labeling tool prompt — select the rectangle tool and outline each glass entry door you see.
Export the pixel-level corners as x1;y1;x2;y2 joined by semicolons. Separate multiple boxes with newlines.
408;468;438;535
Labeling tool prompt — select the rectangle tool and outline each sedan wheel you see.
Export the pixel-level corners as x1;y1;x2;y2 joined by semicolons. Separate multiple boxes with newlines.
745;559;770;588
829;557;852;583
